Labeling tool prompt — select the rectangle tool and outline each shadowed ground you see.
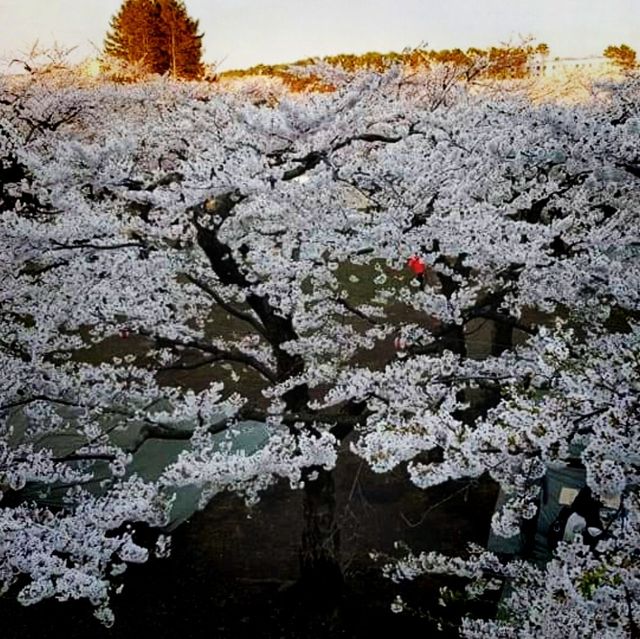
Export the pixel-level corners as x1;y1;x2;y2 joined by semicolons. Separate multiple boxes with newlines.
1;445;498;638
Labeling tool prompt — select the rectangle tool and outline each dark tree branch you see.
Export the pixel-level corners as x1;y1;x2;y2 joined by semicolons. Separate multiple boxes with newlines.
184;273;268;339
126;417;231;453
466;306;537;336
49;240;144;252
19;259;69;277
337;297;383;326
278;130;411;182
332;132;403;153
142;331;277;383
619;162;640;180
0;394;159;426
158;356;219;371
281;151;325;181
192;194;308;409
239;403;371;440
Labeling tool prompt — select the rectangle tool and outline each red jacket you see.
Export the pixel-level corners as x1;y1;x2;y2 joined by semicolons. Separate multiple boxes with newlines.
407;255;426;276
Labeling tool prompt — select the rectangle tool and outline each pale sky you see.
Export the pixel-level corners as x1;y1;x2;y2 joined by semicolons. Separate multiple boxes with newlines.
1;0;639;71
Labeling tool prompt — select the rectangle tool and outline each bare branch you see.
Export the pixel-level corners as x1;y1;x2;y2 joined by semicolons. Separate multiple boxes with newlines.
49;240;144;252
184;273;268;339
337;297;383;326
142;331;277;383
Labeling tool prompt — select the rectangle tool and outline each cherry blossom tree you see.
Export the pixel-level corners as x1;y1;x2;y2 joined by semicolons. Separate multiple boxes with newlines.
1;60;639;633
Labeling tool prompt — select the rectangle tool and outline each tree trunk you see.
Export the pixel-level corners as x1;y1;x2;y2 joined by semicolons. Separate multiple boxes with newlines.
490;317;513;357
444;323;467;357
299;466;343;599
171;28;177;79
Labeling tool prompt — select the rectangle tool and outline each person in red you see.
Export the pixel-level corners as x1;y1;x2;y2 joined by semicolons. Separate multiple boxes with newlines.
407;255;427;289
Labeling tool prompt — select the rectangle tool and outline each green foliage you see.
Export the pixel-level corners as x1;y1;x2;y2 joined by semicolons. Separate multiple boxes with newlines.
578;567;623;599
104;0;204;79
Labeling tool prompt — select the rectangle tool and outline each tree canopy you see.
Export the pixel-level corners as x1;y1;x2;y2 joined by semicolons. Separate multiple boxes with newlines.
220;42;551;91
1;60;639;635
104;0;204;79
604;43;638;70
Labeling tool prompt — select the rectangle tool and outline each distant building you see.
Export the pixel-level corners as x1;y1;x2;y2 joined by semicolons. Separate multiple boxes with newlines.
527;54;616;78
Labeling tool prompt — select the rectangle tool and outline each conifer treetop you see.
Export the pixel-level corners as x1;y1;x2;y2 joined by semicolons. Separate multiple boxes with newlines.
103;0;203;79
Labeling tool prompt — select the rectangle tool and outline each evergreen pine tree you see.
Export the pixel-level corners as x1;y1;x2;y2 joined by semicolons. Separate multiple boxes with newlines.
157;0;204;80
104;0;204;79
104;0;163;73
